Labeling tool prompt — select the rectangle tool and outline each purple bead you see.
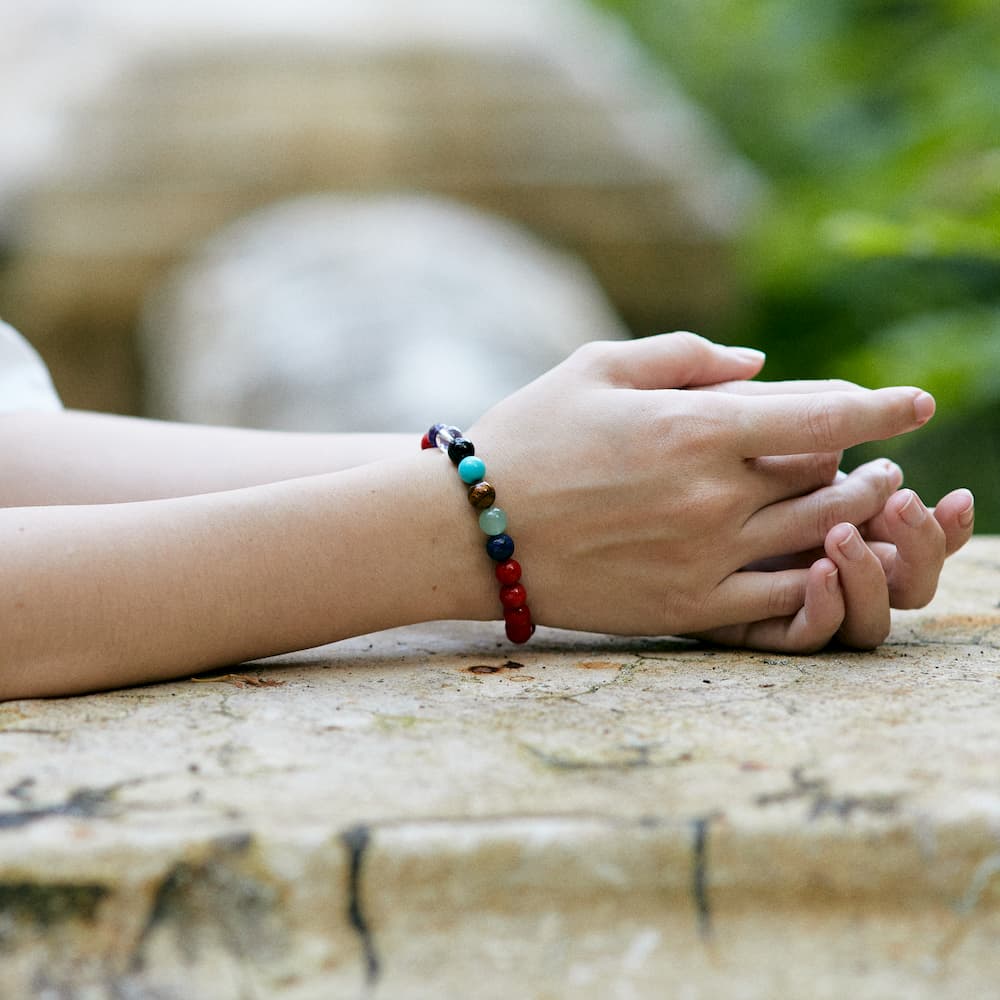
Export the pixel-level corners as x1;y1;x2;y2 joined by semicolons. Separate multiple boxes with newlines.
427;423;447;448
486;533;515;561
434;425;463;454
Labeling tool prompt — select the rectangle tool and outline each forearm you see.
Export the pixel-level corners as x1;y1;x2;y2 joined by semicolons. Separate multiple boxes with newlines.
0;452;497;700
0;410;414;505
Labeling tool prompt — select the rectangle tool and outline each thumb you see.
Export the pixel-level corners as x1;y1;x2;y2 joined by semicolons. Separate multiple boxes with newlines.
592;331;765;389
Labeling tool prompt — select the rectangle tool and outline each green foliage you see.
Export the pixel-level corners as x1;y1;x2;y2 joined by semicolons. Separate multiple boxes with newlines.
593;0;1000;527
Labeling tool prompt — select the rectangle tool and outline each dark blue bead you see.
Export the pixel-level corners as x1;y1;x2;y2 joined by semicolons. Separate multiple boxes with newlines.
486;533;515;561
448;438;476;465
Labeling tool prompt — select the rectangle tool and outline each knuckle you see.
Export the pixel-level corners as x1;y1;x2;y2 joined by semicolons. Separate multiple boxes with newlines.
810;493;841;539
895;572;939;610
804;398;842;451
571;340;613;366
814;451;841;486
842;621;889;651
790;633;829;656
568;340;618;375
872;619;892;647
668;330;707;352
824;378;859;393
765;574;799;618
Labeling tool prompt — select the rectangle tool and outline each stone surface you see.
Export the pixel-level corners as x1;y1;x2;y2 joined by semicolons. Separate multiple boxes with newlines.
140;194;628;431
0;0;759;413
1;537;998;999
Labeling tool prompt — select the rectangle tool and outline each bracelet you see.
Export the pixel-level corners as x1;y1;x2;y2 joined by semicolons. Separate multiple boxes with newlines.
421;423;535;644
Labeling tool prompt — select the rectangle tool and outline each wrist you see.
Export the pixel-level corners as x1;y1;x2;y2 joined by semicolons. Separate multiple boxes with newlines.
410;450;499;626
416;425;536;640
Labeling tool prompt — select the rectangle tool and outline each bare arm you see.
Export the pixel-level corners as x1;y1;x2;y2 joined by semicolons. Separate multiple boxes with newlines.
0;409;414;506
0;334;954;701
0;455;499;701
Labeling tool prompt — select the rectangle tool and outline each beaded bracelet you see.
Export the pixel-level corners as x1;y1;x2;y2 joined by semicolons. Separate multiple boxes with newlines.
421;423;535;644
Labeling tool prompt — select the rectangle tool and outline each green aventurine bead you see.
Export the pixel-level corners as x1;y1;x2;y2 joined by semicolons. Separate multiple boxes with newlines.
467;481;496;510
479;506;508;536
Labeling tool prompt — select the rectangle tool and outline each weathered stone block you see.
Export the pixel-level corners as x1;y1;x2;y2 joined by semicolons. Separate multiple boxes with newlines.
1;538;998;997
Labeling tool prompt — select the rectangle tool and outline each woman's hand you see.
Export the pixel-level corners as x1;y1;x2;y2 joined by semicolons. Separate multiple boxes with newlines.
692;487;975;652
465;332;935;638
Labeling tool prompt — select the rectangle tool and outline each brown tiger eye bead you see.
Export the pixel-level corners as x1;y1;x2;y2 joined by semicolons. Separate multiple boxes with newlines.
467;481;496;510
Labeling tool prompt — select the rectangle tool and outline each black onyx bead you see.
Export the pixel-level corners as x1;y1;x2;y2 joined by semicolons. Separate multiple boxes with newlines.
448;438;476;464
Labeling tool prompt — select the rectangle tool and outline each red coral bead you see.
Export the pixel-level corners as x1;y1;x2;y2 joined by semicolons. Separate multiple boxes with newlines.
504;606;532;642
499;584;527;609
420;433;433;450
505;616;534;644
494;560;522;586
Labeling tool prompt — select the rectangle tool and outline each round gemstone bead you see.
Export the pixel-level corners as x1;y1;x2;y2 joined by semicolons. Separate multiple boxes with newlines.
420;432;432;450
458;456;486;484
467;481;496;510
427;423;447;448
486;533;515;561
504;606;533;643
506;621;534;644
499;583;527;609
478;506;507;536
504;605;531;625
494;559;522;585
448;438;476;464
434;425;461;454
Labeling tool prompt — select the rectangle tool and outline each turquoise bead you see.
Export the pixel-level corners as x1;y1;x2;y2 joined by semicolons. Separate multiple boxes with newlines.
479;506;508;536
458;456;486;484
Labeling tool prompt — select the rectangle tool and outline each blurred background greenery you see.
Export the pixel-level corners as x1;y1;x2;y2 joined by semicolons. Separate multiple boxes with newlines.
594;0;1000;529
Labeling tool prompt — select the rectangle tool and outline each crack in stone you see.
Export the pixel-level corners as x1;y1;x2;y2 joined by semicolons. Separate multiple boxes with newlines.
755;767;901;820
0;785;120;830
0;881;109;930
521;742;691;772
128;832;266;973
529;660;641;703
954;852;1000;917
691;816;713;941
341;824;380;990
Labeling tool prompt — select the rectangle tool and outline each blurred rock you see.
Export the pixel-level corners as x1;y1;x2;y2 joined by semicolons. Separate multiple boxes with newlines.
141;194;628;431
0;0;759;415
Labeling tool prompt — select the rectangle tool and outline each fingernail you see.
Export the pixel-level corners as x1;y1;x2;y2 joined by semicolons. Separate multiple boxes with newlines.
913;391;936;424
836;525;866;561
898;489;927;527
957;489;975;528
825;567;840;594
731;346;766;363
882;459;904;489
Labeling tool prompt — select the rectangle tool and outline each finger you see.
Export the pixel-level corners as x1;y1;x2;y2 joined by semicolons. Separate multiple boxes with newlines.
704;567;810;630
748;459;904;558
692;558;845;654
932;488;975;556
861;489;948;609
825;524;891;649
734;387;935;457
699;378;863;397
573;332;766;390
749;451;843;503
867;488;972;551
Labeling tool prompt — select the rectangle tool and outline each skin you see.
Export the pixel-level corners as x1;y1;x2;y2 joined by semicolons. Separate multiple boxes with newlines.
0;333;974;700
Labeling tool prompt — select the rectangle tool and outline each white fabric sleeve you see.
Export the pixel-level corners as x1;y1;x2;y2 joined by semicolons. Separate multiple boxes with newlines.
0;319;63;413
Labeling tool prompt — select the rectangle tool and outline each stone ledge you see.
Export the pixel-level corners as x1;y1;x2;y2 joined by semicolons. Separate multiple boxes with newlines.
1;537;998;998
